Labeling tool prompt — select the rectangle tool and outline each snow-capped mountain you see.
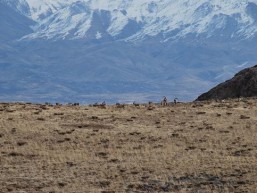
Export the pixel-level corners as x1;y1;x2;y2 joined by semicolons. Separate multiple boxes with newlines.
1;0;257;103
3;0;257;41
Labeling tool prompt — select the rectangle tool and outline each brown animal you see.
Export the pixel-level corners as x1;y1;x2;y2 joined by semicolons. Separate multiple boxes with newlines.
133;101;140;107
99;101;107;109
116;103;125;109
93;103;99;107
161;97;168;106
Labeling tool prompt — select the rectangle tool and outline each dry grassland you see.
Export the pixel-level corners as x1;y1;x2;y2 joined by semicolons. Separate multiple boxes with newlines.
0;99;257;193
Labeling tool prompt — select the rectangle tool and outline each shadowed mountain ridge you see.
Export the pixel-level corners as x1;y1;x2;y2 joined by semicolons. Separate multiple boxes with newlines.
196;65;257;101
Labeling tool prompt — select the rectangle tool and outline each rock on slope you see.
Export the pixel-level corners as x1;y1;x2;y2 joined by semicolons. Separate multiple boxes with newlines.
196;65;257;101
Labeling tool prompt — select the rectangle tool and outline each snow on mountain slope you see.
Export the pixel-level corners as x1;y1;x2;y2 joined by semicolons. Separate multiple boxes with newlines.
4;0;257;41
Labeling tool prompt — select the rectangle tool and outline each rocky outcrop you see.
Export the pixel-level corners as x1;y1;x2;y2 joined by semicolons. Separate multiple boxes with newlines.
196;65;257;101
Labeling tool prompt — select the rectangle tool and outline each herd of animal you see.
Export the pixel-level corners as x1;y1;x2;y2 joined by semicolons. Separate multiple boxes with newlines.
42;97;179;109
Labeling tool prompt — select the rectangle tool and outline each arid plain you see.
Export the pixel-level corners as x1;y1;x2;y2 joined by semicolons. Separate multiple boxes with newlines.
0;99;257;193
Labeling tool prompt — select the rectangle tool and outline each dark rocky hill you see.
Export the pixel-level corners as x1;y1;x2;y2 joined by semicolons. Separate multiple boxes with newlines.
196;65;257;101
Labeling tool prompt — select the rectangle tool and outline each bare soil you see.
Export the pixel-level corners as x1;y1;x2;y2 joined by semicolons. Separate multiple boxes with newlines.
0;99;257;193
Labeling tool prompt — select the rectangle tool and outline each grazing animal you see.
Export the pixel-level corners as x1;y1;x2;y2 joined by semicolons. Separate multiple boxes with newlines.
174;98;178;104
161;97;168;106
99;101;107;109
147;101;156;110
93;103;99;107
133;101;140;107
116;103;125;109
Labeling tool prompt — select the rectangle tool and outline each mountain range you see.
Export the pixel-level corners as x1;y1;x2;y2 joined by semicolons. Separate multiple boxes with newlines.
1;0;257;103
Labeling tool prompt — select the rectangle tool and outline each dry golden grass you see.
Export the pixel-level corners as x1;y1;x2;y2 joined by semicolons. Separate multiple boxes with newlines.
0;99;257;193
